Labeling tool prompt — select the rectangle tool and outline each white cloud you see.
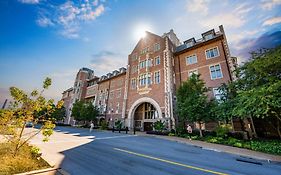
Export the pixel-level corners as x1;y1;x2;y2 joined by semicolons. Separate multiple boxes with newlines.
18;0;40;4
23;0;106;39
90;51;126;75
186;0;209;15
36;16;54;27
261;0;281;10
263;16;281;26
200;13;245;29
234;3;253;15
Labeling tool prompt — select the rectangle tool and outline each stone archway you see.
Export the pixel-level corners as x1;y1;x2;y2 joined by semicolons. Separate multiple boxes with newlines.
127;97;162;130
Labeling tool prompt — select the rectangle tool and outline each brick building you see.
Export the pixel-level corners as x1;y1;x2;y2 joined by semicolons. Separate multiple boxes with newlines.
62;25;237;131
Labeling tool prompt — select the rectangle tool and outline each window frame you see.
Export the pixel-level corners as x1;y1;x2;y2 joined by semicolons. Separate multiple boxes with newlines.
186;54;198;65
205;46;220;59
209;64;223;80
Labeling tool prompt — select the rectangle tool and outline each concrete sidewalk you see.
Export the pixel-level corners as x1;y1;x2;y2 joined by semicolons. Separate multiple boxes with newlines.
135;132;281;163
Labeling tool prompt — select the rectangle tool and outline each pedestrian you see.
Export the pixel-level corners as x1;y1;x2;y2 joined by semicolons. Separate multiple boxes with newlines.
90;122;94;133
187;124;192;134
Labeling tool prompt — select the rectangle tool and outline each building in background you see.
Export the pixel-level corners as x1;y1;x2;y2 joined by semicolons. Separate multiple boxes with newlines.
61;25;237;131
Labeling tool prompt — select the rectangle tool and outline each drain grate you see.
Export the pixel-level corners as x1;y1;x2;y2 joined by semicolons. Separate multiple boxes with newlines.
236;158;262;165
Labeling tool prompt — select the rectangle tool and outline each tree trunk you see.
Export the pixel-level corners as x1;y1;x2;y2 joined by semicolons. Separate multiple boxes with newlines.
199;122;203;137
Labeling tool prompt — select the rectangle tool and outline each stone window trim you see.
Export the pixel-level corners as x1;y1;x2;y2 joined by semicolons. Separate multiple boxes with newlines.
154;71;161;84
205;46;220;59
185;54;198;65
154;56;161;65
209;63;223;80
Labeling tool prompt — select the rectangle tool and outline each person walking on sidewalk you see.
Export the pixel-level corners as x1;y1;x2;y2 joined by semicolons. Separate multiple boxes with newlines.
90;122;94;133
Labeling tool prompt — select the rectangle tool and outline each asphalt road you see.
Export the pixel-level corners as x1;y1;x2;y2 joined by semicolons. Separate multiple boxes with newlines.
32;126;281;175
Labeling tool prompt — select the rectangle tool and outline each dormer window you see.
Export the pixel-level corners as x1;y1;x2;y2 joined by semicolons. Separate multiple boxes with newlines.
202;29;215;41
184;38;195;48
204;33;214;40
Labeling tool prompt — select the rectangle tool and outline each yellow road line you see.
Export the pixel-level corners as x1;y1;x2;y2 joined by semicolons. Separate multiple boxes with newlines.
114;148;229;175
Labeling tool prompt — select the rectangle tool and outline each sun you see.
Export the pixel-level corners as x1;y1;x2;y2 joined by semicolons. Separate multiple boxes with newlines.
133;24;152;40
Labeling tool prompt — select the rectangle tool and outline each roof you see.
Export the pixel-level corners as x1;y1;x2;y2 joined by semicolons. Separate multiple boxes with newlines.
175;33;223;55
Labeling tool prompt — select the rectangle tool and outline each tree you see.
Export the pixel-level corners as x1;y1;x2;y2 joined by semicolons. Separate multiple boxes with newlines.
72;101;99;123
51;106;66;122
81;102;99;122
0;77;63;156
231;46;281;138
176;74;212;137
71;100;84;121
212;83;237;122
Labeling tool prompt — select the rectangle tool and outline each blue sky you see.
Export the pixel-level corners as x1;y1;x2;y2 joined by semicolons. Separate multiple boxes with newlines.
0;0;281;104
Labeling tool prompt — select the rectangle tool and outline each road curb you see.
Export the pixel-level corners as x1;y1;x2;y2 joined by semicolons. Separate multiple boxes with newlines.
137;133;281;163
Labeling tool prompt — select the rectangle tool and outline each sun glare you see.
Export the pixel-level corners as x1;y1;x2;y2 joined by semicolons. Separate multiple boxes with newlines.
134;24;152;40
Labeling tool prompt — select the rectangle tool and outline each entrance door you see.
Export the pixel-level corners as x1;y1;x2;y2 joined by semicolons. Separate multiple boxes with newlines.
144;122;153;131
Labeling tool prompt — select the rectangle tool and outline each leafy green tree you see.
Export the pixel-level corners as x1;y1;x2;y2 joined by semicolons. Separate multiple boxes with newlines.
176;74;212;137
212;83;237;122
51;106;66;122
232;46;281;138
72;101;99;123
71;100;84;121
81;102;99;122
0;78;63;156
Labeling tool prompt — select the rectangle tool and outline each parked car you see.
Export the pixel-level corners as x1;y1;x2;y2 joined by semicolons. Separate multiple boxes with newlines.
25;121;33;128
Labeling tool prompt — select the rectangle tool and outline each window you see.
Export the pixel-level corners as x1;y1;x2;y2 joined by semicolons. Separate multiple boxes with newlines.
139;74;147;86
131;65;138;74
116;103;120;113
204;33;214;40
210;64;223;79
188;69;198;77
147;73;152;85
154;71;160;84
147;59;152;67
140;47;149;55
186;54;197;65
139;61;146;69
206;47;219;59
109;91;114;99
154;43;160;52
116;89;121;98
144;102;157;119
131;54;138;61
213;88;223;101
155;56;160;65
131;78;136;89
185;42;193;48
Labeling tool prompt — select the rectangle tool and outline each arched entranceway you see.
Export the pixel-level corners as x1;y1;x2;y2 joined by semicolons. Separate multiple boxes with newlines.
127;97;163;131
134;102;159;131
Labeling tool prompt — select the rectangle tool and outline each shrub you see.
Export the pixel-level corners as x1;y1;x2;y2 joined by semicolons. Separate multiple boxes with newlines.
250;140;281;155
168;133;175;136
153;120;165;132
215;124;231;138
100;120;108;130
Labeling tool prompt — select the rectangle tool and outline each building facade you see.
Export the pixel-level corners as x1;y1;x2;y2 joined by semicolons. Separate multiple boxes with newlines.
62;25;237;131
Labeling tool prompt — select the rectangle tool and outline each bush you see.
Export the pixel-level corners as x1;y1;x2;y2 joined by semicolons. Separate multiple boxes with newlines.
0;142;49;174
250;140;281;155
153;120;165;132
100;120;108;130
168;133;175;136
215;124;231;138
